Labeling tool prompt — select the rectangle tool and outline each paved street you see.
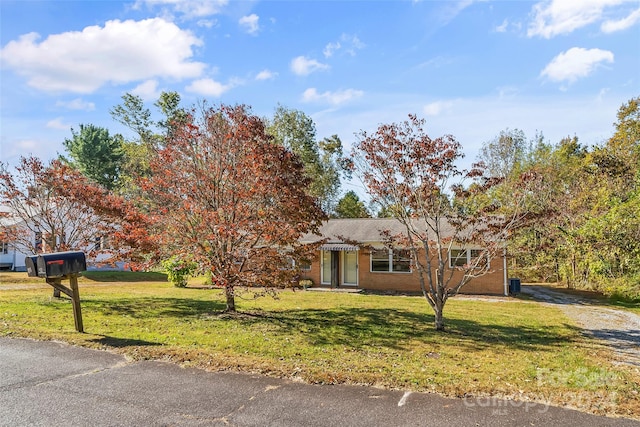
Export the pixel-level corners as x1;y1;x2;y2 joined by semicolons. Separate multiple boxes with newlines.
1;337;637;426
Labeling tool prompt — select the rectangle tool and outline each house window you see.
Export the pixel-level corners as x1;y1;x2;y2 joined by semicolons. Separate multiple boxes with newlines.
449;248;489;270
0;242;8;254
370;249;411;273
450;249;468;267
299;260;311;271
392;250;411;272
93;235;110;251
371;249;390;272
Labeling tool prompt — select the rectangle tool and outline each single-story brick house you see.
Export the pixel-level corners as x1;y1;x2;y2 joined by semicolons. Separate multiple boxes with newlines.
299;218;508;296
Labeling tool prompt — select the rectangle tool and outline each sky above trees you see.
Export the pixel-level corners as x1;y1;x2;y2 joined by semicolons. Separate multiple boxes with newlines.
1;0;638;195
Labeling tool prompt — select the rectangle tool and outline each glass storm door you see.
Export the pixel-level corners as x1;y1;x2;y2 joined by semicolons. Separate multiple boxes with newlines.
343;251;358;286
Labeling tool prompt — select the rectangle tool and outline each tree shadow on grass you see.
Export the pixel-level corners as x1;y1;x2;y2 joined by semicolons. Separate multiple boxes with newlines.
88;336;162;347
84;296;225;319
81;271;168;282
81;296;582;354
245;307;583;353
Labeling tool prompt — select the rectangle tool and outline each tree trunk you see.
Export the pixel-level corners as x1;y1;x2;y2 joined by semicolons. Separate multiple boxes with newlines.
434;299;445;331
225;285;236;312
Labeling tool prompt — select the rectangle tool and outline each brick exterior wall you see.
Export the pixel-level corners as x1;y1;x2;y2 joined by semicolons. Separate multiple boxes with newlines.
300;248;506;295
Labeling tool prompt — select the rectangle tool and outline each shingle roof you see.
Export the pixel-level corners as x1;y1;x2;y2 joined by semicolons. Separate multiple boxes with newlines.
301;218;456;244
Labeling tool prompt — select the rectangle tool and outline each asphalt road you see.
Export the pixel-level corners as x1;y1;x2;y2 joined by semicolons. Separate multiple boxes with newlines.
0;337;637;427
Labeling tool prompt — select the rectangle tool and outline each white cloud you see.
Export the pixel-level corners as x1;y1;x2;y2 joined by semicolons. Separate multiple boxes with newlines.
436;0;476;26
342;34;365;56
540;47;614;84
290;56;329;76
16;139;40;152
0;18;205;94
55;98;95;111
423;101;453;116
601;7;640;32
197;19;216;28
239;14;260;35
323;42;341;58
134;0;228;19
255;69;277;81
186;78;237;97
302;88;363;105
46;117;71;130
497;86;520;99
323;34;365;58
527;0;635;38
1;139;41;161
494;19;509;33
131;79;161;100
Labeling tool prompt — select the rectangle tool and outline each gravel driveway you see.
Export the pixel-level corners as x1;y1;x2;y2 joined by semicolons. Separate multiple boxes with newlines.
520;285;640;367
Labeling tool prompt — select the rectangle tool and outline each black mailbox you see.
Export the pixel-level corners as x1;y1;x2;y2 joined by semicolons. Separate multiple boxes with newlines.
25;255;39;277
30;251;87;278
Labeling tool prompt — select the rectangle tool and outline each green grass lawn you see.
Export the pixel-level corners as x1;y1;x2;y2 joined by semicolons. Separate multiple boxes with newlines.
1;275;638;418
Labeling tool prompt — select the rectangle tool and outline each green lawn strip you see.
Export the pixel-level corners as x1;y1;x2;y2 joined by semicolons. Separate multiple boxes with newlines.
0;271;168;286
0;283;638;418
609;300;640;315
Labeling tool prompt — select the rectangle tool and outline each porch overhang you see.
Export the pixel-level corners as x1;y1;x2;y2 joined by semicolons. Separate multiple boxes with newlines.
320;243;360;252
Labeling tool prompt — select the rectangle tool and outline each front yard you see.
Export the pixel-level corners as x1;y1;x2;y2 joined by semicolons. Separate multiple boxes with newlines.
0;273;638;418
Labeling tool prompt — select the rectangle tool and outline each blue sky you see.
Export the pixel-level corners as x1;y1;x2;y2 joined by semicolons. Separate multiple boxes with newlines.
1;0;639;194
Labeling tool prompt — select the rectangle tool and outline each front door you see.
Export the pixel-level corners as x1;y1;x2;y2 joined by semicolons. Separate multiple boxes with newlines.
342;250;358;286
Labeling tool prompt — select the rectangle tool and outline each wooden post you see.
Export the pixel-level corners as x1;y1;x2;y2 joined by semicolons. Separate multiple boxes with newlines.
46;276;83;333
69;275;83;333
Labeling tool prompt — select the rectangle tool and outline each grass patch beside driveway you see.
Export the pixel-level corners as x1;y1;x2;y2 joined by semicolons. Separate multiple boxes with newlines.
1;280;638;418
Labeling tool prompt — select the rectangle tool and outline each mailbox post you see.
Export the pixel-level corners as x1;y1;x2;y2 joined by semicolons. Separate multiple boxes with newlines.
25;251;87;333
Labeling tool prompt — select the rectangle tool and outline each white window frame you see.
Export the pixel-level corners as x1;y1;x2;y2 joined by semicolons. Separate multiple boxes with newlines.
369;248;412;273
449;248;489;270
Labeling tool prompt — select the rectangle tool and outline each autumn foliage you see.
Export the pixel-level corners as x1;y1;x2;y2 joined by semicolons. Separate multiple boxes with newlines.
140;104;326;310
51;104;326;311
352;115;536;330
0;156;132;261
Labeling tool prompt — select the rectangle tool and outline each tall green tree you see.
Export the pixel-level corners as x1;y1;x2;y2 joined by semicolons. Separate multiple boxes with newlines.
267;106;345;214
334;191;371;218
477;128;529;178
109;91;187;195
61;124;124;190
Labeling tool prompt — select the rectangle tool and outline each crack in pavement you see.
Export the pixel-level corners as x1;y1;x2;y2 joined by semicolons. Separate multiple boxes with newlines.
0;360;132;392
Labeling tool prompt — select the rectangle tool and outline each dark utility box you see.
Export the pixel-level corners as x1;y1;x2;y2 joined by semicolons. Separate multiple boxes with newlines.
509;278;521;294
25;251;87;278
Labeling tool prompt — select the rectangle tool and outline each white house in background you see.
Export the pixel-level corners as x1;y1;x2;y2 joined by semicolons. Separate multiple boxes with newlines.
0;210;126;272
0;214;26;271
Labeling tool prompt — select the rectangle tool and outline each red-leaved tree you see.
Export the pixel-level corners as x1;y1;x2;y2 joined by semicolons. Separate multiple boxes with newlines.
139;104;325;311
353;115;536;330
0;156;120;260
49;104;325;311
